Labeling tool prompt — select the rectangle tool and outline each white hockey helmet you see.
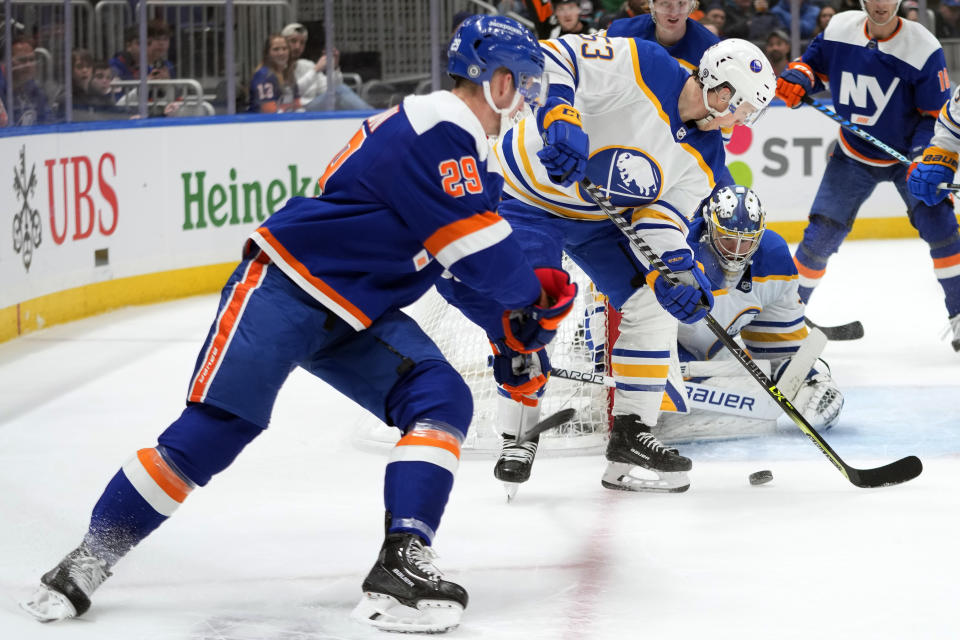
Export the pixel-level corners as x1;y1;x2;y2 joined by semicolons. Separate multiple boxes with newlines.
697;39;776;127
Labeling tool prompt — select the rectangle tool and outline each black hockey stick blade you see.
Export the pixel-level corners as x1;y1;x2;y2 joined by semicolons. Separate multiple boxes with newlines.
804;317;864;341
847;455;923;489
517;408;577;444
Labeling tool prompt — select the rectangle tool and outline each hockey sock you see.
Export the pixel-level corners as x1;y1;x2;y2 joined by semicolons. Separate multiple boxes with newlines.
927;233;960;316
794;215;848;303
384;421;463;545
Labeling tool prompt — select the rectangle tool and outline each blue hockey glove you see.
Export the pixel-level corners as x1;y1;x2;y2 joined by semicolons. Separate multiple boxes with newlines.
907;146;959;206
502;267;578;353
536;100;589;187
775;62;814;109
489;342;551;403
645;251;714;324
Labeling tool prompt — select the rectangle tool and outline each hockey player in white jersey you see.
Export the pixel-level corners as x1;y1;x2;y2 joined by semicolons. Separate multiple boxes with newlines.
908;85;960;351
656;186;844;444
440;35;776;494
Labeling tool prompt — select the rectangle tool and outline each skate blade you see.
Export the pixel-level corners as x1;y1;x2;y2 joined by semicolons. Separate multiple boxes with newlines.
19;584;78;623
503;482;519;502
601;462;690;493
352;592;463;634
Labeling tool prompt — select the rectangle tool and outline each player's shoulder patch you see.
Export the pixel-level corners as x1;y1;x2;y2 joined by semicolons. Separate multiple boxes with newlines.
402;92;489;161
750;229;796;279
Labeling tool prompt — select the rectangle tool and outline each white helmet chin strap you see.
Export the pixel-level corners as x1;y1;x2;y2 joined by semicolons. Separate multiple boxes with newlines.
697;85;724;127
483;80;522;116
861;0;902;27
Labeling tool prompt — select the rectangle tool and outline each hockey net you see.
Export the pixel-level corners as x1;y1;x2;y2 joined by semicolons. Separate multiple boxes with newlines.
352;257;613;457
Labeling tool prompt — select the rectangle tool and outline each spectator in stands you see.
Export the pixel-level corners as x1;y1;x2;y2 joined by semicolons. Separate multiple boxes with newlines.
771;0;820;38
748;0;784;41
146;20;175;80
902;0;920;20
72;49;94;95
248;33;300;113
812;4;836;37
836;0;861;13
723;0;755;39
110;26;140;81
936;0;960;38
281;22;370;112
548;0;598;36
764;28;790;76
0;35;53;126
704;3;727;35
73;60;126;121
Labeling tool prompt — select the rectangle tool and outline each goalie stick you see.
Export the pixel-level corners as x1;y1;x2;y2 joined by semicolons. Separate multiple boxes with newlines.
802;95;960;191
580;177;922;488
804;317;864;341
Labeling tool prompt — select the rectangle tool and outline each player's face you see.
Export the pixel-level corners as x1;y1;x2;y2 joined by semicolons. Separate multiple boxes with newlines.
653;0;694;37
700;87;759;130
862;0;901;25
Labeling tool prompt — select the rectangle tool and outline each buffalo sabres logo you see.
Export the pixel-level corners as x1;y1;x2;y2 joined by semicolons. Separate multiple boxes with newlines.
582;147;662;207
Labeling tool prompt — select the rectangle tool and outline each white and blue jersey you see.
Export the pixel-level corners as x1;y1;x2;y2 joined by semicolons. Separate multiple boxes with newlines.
252;92;542;331
799;12;948;166
248;66;299;113
930;85;960;153
494;34;728;268
680;217;808;363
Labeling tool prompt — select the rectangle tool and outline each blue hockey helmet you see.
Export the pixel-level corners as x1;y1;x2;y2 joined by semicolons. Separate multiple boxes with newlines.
447;15;547;109
704;185;766;273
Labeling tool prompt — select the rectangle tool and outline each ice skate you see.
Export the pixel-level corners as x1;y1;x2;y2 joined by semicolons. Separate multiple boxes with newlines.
947;314;960;352
493;432;539;500
602;414;692;493
352;532;467;633
20;543;111;622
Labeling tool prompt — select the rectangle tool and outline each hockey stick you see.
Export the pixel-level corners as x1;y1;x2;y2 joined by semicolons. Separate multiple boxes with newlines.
580;177;922;488
801;95;960;191
516;408;576;444
804;317;864;341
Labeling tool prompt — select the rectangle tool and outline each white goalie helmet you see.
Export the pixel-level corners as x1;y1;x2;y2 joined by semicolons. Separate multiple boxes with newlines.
697;39;776;127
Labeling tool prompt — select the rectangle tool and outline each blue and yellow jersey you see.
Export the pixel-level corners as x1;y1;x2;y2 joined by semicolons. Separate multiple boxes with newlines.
679;217;807;362
931;85;960;152
494;34;728;266
250;92;541;330
800;12;948;166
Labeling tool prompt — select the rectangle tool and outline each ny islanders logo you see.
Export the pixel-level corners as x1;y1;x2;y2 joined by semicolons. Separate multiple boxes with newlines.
582;147;662;207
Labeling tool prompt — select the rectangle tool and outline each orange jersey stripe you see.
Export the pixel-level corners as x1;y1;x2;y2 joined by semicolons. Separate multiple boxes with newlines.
188;253;269;402
254;227;372;328
794;256;826;279
838;132;898;166
933;253;960;269
397;429;461;459
423;211;503;258
137;448;191;503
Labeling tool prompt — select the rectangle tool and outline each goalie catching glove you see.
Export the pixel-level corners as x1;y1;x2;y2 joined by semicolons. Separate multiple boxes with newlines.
775;62;815;109
907;146;958;206
502;267;578;353
536;97;589;187
773;358;844;430
645;251;715;324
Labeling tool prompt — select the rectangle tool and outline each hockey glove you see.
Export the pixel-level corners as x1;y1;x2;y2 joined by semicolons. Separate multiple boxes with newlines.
775;62;815;109
907;146;959;206
537;100;589;187
489;342;551;404
645;251;714;324
502;267;578;353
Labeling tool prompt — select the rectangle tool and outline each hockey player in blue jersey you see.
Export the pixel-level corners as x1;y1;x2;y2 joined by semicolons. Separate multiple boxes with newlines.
776;0;960;350
19;16;577;634
441;36;775;495
655;186;844;446
605;0;719;74
907;84;960;351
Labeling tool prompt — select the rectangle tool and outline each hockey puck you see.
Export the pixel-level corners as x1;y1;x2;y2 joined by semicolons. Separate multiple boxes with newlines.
749;470;773;486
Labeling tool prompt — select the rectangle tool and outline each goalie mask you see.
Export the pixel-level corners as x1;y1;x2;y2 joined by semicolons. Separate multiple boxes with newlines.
697;39;775;127
703;185;766;275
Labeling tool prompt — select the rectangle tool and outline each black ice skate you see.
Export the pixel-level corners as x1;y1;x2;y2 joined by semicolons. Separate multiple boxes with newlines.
948;314;960;352
602;414;692;493
20;543;112;622
493;432;539;501
352;532;468;633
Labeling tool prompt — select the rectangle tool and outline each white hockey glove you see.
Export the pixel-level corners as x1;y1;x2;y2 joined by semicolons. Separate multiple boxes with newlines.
791;368;844;430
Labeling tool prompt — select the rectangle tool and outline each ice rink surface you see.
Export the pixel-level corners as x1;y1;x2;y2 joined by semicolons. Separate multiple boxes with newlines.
1;239;958;639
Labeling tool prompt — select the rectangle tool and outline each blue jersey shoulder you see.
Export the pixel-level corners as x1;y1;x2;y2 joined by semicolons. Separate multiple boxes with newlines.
749;229;797;279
